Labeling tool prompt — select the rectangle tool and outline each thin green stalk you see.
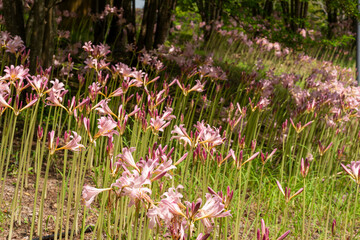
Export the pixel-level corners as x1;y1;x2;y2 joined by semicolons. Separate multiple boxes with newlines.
350;184;359;239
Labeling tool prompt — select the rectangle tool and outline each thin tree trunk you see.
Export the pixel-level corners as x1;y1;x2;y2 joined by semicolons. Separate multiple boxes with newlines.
28;0;57;72
42;0;56;67
144;0;158;50
123;0;136;45
92;0;106;44
281;1;289;26
3;0;26;41
326;0;337;39
137;0;149;50
109;0;136;56
153;0;176;48
300;1;308;28
263;0;273;18
29;0;46;72
196;0;223;42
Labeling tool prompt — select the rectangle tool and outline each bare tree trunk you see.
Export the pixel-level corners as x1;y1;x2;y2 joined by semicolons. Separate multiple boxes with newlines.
300;1;308;28
196;0;223;42
144;0;158;50
137;0;149;50
263;0;273;18
29;0;46;72
42;0;56;67
326;0;337;39
92;0;106;44
3;0;25;41
120;0;136;45
137;0;158;50
282;0;307;32
28;0;57;72
281;0;289;26
107;0;136;56
153;0;176;48
129;0;136;44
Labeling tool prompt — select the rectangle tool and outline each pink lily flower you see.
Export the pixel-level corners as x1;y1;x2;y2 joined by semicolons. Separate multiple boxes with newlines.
82;185;112;208
27;75;48;97
150;116;171;133
111;170;152;207
171;125;192;146
94;116;119;139
56;131;85;152
1;65;29;83
195;193;231;231
116;147;140;172
341;161;360;184
92;99;117;118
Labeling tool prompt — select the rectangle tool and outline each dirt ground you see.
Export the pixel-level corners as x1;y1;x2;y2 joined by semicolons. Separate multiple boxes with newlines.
0;174;97;240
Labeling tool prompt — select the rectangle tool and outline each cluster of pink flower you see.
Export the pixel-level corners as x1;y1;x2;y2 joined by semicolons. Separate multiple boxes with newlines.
82;144;185;206
154;43;227;81
171;121;225;151
147;186;232;238
81;141;232;238
239;55;360;129
0;31;25;55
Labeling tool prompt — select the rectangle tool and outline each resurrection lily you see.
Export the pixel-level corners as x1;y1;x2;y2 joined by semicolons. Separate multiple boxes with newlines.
341;161;360;185
276;180;303;203
82;185;112;208
257;219;290;240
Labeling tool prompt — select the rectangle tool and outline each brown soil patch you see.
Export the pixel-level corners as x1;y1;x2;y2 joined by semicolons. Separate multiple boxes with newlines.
0;174;97;240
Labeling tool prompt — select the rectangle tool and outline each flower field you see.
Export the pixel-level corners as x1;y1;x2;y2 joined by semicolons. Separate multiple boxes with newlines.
0;3;360;240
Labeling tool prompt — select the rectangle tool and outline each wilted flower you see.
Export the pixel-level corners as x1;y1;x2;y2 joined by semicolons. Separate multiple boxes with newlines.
260;148;277;164
318;141;333;156
276;180;303;203
300;158;310;178
257;219;290;240
290;118;313;134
